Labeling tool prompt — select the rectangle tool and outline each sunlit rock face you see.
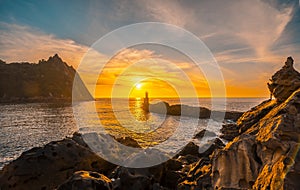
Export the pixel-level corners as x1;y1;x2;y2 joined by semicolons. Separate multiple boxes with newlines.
212;58;300;189
268;57;300;102
213;90;300;189
221;100;278;141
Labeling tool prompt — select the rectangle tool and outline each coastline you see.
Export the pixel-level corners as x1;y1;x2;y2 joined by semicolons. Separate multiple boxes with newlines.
1;87;299;189
0;97;73;104
1;57;300;189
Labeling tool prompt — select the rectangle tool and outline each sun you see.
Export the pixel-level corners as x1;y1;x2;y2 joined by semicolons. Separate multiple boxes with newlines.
135;83;142;89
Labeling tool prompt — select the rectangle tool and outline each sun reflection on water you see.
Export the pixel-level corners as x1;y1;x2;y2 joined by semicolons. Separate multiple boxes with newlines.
129;97;149;122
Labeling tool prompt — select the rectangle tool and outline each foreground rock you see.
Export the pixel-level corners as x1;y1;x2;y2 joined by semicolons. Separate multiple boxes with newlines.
0;131;225;190
176;57;300;189
106;137;226;190
212;89;300;189
57;171;113;190
0;133;116;190
213;57;300;189
220;99;277;141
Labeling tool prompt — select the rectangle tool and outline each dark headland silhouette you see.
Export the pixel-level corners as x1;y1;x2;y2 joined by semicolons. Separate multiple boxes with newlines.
143;92;243;121
0;54;93;103
0;57;300;189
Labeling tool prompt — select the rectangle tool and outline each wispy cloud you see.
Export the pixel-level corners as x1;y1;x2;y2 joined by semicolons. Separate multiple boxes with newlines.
126;0;296;97
139;0;293;58
0;22;88;68
140;0;193;27
0;0;298;97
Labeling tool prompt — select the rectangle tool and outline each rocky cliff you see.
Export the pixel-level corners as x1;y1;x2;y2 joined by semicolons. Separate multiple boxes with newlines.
0;54;93;102
211;57;300;189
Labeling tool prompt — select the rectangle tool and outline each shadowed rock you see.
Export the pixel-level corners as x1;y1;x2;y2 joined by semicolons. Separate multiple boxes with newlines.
0;133;116;190
109;167;158;190
220;123;240;141
0;54;93;103
149;102;243;121
114;136;141;148
57;171;113;190
177;157;212;190
268;56;300;102
194;129;217;139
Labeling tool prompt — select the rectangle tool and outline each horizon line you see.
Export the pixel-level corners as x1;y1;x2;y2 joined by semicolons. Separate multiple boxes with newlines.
94;96;269;99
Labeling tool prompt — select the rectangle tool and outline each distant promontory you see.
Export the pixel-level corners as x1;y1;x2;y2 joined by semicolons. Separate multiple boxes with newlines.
0;54;93;103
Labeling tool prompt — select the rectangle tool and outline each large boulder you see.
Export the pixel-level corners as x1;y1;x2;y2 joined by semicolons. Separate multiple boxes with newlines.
0;133;116;190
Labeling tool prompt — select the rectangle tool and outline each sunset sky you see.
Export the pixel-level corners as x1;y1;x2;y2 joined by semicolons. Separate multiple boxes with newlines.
0;0;299;98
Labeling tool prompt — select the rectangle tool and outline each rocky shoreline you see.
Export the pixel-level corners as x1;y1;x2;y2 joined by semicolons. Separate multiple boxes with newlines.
1;57;300;189
0;97;73;104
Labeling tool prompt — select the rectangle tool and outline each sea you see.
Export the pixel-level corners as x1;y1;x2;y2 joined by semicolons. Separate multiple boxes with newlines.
0;98;266;169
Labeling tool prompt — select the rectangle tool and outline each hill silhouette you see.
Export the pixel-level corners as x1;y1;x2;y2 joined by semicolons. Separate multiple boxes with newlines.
0;54;93;103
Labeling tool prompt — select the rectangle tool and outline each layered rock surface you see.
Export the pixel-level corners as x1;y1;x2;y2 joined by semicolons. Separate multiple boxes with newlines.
177;57;300;189
268;57;300;102
214;57;300;189
213;89;300;189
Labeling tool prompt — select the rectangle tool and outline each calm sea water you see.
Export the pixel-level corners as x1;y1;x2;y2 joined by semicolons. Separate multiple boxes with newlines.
0;98;266;169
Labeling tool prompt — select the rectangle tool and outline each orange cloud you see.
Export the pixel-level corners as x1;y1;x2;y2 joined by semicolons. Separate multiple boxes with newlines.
95;48;212;98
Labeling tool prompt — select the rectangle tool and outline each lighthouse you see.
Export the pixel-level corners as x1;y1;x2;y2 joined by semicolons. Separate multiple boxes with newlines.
143;91;149;112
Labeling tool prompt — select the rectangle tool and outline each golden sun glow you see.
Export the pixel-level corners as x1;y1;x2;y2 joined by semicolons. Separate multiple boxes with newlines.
128;79;179;99
135;83;142;89
94;47;271;99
